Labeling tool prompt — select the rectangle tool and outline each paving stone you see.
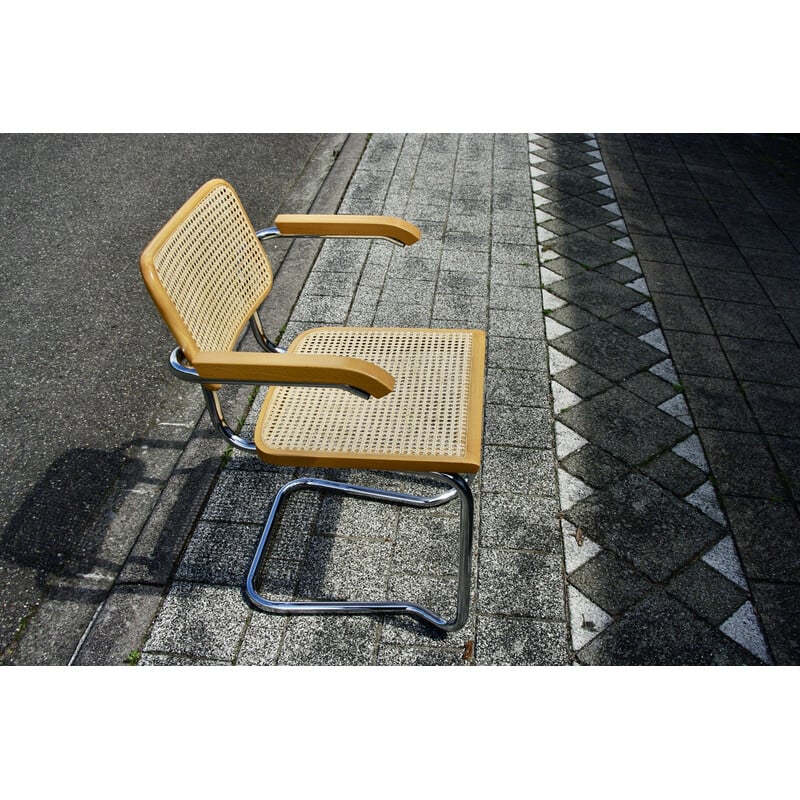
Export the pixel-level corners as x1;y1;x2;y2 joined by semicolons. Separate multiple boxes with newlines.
553;363;612;398
539;254;587;279
629;233;683;264
621;371;678;406
568;585;614;649
539;217;580;237
566;473;723;582
487;336;548;370
559;386;689;466
480;493;561;552
748;582;800;664
640;451;708;497
664;214;733;245
547;302;599;330
767;436;800;503
650;293;714;334
542;196;619;229
175;521;261;585
374;643;467;666
537;171;606;197
598;262;640;284
295;535;393;602
682;375;759;431
548;232;632;269
484;404;553;449
144;582;250;662
560;444;629;489
277;615;379;666
638;263;695;298
705;299;794;342
577;590;760;665
741;382;800;437
568;549;654;615
477;548;565;617
664;331;733;378
687;265;771;305
741;248;800;278
607;308;658;336
553;321;664;381
725;497;800;582
481;445;557;496
475;616;570;665
720;337;800;386
666;560;749;627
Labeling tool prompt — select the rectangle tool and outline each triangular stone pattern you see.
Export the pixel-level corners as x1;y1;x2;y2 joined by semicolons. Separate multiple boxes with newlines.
530;134;771;664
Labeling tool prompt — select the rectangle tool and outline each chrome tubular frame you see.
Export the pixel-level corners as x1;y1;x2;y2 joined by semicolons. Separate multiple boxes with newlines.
256;226;409;248
249;311;286;354
246;471;474;632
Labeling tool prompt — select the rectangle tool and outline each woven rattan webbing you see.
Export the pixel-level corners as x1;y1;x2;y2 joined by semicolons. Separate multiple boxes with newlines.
258;328;476;463
152;184;273;352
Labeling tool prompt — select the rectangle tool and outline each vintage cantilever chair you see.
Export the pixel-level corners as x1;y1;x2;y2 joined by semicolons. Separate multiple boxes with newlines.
140;178;485;631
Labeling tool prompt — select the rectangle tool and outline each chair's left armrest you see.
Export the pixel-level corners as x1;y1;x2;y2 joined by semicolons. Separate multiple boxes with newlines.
265;214;421;246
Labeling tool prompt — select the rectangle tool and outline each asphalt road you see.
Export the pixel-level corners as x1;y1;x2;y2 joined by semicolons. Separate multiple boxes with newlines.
0;133;338;653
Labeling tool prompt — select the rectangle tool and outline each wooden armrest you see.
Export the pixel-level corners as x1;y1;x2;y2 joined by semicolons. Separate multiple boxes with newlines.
190;351;394;398
274;214;420;246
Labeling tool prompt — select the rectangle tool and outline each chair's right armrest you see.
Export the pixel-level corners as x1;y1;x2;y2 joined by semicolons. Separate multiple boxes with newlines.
188;350;395;398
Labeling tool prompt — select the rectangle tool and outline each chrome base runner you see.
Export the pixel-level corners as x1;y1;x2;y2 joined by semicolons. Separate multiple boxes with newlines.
246;472;474;632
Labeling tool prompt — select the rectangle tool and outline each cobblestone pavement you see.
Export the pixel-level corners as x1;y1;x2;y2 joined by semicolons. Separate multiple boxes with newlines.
531;134;769;664
99;132;798;666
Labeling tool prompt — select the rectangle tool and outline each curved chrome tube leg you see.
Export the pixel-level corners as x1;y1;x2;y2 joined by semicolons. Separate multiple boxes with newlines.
245;472;474;632
249;312;286;353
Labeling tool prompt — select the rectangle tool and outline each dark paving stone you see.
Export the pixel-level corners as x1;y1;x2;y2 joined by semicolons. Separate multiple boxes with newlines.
675;239;751;272
758;275;800;309
554;363;612;398
620;205;669;236
651;292;714;333
560;443;629;489
569;549;654;616
741;382;800;438
597;262;640;284
548;270;648;319
549;232;632;269
700;428;785;499
606;308;658;336
542;196;618;230
725;222;796;253
587;223;631;243
653;193;717;220
645;176;705;199
682;375;759;432
559;387;689;466
705;299;793;342
641;261;697;295
540;255;587;279
767;436;800;503
748;581;800;664
726;497;800;582
577;590;759;665
665;214;733;246
553;321;664;381
665;331;733;378
537;145;599;169
566;473;723;582
741;248;800;279
687;265;771;305
720;337;800;386
640;451;708;497
547;302;599;329
666;560;749;627
779;307;800;345
539;133;593;146
638;156;693;182
539;217;579;237
537;171;607;197
629;233;682;264
622;371;678;405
